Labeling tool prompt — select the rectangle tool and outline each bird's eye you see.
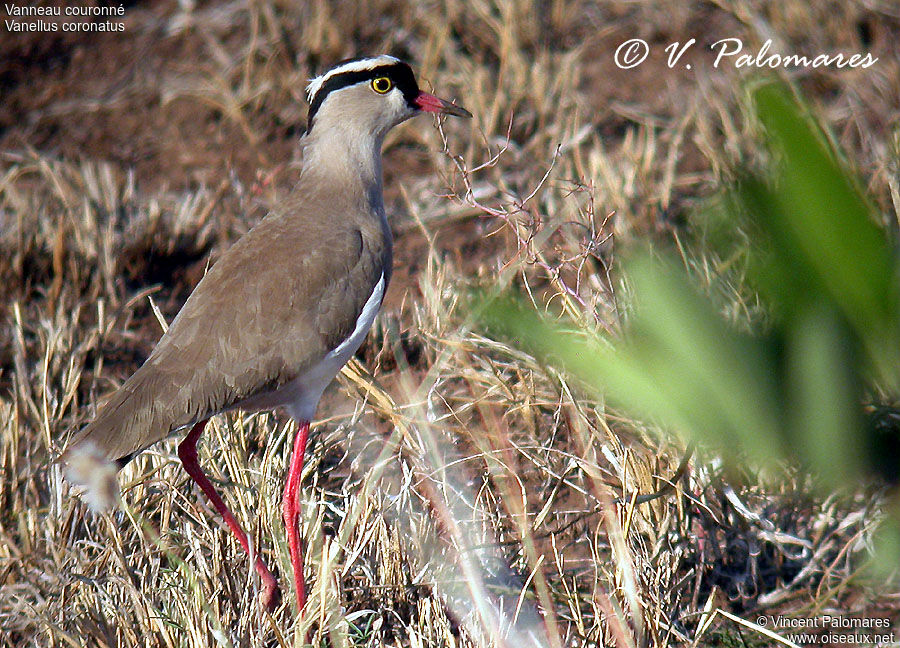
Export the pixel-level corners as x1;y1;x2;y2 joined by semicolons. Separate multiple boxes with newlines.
371;77;393;94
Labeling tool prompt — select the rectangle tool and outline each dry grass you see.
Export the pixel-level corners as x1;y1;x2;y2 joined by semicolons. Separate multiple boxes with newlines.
2;1;899;647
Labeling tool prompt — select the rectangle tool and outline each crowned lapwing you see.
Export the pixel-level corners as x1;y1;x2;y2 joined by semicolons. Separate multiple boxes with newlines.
62;55;471;612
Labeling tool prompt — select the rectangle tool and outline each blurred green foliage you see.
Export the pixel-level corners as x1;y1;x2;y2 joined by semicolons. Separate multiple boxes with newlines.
476;81;900;565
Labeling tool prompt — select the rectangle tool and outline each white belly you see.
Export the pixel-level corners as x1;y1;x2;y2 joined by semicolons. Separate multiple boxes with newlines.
274;272;385;422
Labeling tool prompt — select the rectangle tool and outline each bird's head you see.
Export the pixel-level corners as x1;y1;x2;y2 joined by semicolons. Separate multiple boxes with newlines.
305;55;471;139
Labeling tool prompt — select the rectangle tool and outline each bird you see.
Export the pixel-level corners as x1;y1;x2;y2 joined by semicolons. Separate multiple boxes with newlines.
61;55;471;613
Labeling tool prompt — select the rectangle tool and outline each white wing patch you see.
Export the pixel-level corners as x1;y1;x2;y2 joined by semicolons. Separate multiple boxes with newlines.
306;55;401;101
282;272;386;422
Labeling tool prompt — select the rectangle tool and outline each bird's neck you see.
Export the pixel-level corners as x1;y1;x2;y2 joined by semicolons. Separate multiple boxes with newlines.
300;128;386;216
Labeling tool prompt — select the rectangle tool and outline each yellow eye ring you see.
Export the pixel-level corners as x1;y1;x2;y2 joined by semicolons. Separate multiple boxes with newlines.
371;77;393;94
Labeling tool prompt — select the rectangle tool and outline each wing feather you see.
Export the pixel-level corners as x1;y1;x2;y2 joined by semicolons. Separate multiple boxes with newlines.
64;208;386;464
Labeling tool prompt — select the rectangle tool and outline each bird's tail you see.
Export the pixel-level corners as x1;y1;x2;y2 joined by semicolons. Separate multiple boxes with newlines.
60;440;121;511
59;366;177;511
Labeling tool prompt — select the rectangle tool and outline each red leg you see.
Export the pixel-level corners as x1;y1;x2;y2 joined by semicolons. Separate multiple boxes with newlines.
282;420;310;612
178;420;280;610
